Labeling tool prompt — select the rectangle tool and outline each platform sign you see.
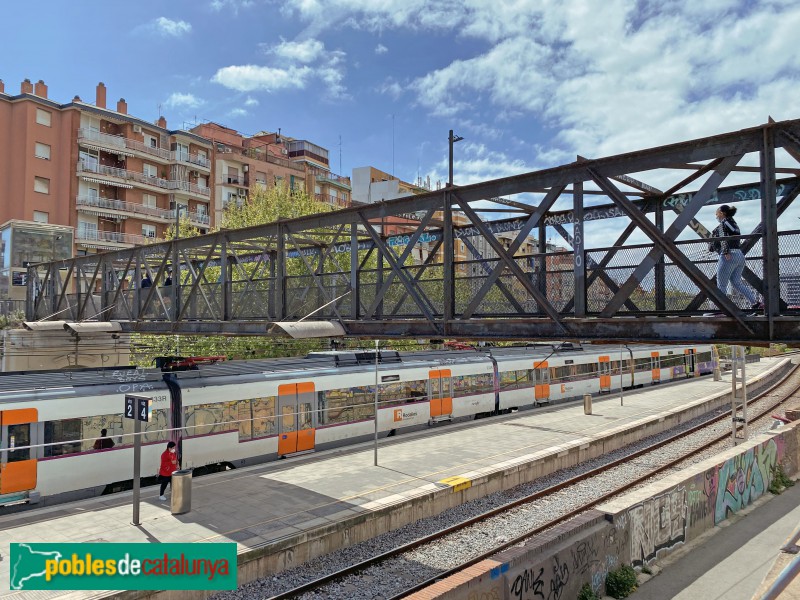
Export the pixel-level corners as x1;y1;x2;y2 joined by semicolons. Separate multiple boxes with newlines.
124;395;149;422
124;394;152;525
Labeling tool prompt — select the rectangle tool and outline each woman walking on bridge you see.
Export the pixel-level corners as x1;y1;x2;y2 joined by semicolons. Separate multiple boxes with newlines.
709;205;761;313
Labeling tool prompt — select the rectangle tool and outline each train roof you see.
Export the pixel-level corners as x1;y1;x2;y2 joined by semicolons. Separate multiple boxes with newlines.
0;365;164;394
0;342;709;393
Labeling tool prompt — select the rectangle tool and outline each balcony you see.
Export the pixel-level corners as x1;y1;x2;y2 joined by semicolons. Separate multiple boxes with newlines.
312;168;351;189
223;175;248;187
169;179;211;197
78;128;129;154
172;151;211;170
75;228;162;249
78;161;170;191
76;195;172;221
217;143;304;172
170;208;210;226
124;137;171;161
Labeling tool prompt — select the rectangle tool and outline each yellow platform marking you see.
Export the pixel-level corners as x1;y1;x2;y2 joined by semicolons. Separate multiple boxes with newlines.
438;475;472;492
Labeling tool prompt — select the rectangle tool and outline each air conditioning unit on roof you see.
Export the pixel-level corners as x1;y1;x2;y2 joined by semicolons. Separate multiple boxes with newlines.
133;125;142;133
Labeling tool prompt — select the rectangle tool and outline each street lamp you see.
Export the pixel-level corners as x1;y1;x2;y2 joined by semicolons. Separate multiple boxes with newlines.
448;130;464;187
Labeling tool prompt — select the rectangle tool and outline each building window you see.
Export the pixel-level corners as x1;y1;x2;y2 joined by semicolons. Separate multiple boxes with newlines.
142;224;156;238
34;176;50;194
147;136;157;148
198;175;208;189
142;193;157;208
35;142;51;160
143;163;157;178
197;203;207;216
33;211;48;223
79;148;99;170
36;108;51;126
176;143;189;161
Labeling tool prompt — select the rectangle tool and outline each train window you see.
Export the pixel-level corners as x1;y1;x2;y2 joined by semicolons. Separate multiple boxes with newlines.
378;381;426;406
44;419;82;457
634;358;651;371
320;387;375;425
575;363;595;379
452;373;493;397
185;402;237;437
552;366;571;383
252;397;277;438
499;369;531;391
44;413;137;457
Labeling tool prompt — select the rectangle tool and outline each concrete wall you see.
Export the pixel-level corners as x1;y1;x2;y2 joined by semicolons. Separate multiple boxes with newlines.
418;400;800;599
0;328;130;370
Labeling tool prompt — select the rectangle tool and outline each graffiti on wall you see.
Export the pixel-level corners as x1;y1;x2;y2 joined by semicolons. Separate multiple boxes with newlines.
508;523;626;600
714;439;781;524
628;486;687;567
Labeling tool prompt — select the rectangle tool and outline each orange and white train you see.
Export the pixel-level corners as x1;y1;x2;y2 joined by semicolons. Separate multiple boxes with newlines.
0;343;714;507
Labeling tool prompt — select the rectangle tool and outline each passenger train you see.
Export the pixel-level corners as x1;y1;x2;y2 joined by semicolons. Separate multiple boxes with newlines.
0;343;715;507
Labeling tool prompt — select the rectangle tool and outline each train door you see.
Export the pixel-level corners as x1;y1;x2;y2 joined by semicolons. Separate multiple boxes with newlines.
650;352;661;384
0;409;38;496
684;349;697;378
277;382;316;456
599;356;611;393
429;369;452;420
534;361;550;404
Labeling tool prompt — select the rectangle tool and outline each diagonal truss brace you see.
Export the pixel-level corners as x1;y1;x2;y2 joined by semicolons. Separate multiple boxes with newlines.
454;189;568;333
589;166;753;333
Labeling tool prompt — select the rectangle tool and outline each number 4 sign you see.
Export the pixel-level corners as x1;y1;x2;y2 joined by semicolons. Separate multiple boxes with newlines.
124;394;150;422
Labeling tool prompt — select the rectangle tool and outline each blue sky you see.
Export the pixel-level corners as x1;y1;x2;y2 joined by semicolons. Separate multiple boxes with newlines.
4;0;800;243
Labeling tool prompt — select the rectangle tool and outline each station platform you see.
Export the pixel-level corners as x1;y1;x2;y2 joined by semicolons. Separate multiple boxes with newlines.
0;356;793;600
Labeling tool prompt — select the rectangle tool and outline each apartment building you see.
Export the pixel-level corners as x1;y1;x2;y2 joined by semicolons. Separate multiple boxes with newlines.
190;123;352;223
0;79;213;255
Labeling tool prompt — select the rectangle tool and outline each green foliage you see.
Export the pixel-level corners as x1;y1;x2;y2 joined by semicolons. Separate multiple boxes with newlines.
164;214;202;241
219;185;332;230
605;564;638;599
0;310;24;330
641;564;652;575
769;463;795;495
578;582;600;600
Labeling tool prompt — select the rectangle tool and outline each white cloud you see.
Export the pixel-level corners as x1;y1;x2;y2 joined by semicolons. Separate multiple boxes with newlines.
164;92;204;109
151;17;192;37
375;43;388;55
214;38;348;99
271;38;325;63
212;64;312;92
280;0;800;160
228;108;248;118
210;0;255;12
244;96;259;107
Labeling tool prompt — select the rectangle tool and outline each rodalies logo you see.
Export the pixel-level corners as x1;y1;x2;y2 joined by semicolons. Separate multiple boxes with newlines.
10;543;237;590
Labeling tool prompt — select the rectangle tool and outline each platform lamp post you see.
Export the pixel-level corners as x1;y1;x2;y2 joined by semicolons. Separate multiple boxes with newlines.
448;130;464;187
374;339;379;466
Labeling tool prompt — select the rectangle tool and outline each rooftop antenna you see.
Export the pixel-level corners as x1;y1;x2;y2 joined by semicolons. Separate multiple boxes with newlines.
339;134;342;175
158;103;162;118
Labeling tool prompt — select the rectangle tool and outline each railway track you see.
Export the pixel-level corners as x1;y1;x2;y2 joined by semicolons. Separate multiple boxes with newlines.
214;359;800;600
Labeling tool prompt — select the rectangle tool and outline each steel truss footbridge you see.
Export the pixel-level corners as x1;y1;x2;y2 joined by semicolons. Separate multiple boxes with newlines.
26;118;800;344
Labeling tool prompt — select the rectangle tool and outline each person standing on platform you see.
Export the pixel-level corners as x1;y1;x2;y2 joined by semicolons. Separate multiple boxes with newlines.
141;274;152;288
709;205;762;314
158;441;178;501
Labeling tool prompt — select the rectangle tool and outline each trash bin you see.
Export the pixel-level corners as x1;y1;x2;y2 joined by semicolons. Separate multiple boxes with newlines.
171;469;192;515
583;394;592;415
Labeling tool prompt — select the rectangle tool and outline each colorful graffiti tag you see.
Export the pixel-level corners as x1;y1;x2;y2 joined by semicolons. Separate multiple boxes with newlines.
714;439;781;524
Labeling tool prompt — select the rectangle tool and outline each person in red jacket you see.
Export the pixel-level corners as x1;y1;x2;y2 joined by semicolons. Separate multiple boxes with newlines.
158;441;178;501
